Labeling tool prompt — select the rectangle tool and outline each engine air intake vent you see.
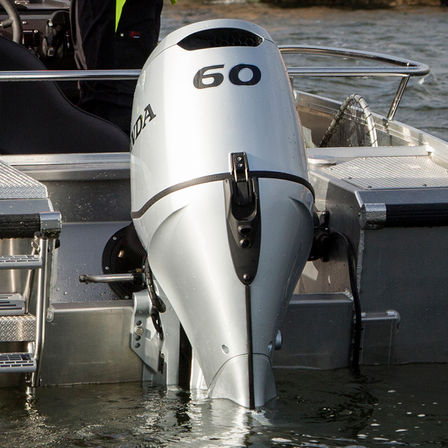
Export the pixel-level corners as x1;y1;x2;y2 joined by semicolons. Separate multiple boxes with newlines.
178;28;263;51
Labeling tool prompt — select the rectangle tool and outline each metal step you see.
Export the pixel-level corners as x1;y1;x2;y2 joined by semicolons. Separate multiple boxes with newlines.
0;353;36;373
0;293;25;316
0;315;36;342
0;254;41;270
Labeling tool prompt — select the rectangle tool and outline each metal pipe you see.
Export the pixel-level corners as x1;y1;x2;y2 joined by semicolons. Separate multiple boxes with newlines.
0;46;429;82
279;45;429;77
387;76;410;121
278;45;428;123
0;66;426;81
22;242;38;315
0;46;428;124
79;273;138;284
286;67;423;77
0;69;140;81
30;237;49;388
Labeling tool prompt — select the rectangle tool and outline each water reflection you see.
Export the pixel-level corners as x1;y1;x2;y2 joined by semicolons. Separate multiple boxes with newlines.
0;365;447;446
162;391;253;447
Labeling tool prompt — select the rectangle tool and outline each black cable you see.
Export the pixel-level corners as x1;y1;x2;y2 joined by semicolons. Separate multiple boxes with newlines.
329;232;363;371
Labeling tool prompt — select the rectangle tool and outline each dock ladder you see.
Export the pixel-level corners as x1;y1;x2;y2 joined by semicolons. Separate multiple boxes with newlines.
0;159;61;387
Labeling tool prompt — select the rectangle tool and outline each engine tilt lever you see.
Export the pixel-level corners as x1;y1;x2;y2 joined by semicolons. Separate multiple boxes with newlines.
231;152;254;206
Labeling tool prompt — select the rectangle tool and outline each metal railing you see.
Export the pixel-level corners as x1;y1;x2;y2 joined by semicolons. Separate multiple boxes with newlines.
0;45;430;121
279;45;429;77
0;69;140;81
279;45;429;120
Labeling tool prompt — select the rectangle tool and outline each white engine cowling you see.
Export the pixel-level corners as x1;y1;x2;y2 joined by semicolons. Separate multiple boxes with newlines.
131;19;314;408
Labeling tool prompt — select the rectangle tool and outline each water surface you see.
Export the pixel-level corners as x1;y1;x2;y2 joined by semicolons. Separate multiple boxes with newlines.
1;365;448;447
162;3;448;139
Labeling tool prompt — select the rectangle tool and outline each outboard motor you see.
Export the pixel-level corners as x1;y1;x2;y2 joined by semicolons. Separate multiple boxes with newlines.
130;19;314;408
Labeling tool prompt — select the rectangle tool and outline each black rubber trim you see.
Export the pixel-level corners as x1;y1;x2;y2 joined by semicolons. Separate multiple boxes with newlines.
131;171;314;219
0;214;40;238
385;203;448;227
245;285;255;410
251;170;314;193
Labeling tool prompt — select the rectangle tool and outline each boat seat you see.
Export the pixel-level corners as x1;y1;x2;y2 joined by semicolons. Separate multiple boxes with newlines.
0;36;130;154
